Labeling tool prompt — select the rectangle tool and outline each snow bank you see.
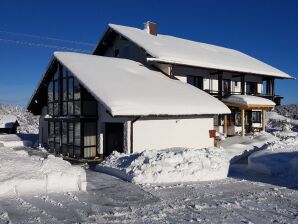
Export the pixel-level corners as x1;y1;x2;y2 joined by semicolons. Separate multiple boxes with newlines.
248;144;298;179
0;146;86;196
219;132;278;163
0;134;33;147
95;147;230;184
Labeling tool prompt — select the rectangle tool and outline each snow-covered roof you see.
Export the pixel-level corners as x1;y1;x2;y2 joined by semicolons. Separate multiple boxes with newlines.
222;95;276;107
54;52;230;116
109;24;292;79
0;115;18;128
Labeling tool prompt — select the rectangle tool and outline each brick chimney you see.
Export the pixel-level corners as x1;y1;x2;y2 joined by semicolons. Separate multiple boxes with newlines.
144;21;157;36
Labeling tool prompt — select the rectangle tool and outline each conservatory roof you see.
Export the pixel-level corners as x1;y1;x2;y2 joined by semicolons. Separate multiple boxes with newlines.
106;24;293;79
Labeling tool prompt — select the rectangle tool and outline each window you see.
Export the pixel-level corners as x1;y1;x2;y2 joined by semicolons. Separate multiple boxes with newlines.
54;121;60;153
74;122;81;158
46;64;99;159
223;79;231;94
246;82;258;95
234;110;242;126
48;82;53;103
252;111;261;123
48;103;53;116
114;49;119;57
83;122;97;158
187;76;203;90
122;46;130;59
68;77;74;100
74;122;81;146
74;79;80;100
49;121;54;145
48;65;60;116
62;122;67;144
68;123;74;144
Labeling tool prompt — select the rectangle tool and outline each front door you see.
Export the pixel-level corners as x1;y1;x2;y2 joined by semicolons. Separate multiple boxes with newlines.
246;110;253;133
105;123;124;157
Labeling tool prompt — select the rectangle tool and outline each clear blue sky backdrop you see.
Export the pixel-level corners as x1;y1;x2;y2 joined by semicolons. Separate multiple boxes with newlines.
0;0;297;106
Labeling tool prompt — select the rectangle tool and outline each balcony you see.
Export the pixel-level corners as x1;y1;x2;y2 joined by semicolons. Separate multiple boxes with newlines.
204;90;283;106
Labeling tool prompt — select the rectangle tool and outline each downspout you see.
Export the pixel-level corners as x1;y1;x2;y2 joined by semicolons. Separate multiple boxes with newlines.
130;116;141;153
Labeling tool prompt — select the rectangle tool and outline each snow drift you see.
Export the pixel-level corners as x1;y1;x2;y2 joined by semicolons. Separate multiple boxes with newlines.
248;148;298;178
95;147;230;184
0;146;86;196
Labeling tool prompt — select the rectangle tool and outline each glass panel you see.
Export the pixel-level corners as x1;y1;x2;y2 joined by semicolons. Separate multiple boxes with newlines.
235;111;241;126
54;80;59;101
246;82;258;94
82;101;97;116
55;122;60;143
62;102;68;116
68;102;73;115
252;111;261;123
84;122;96;147
63;67;68;78
68;123;74;144
61;145;68;156
84;147;96;158
49;121;54;143
68;145;74;157
54;122;60;152
74;146;81;158
74;101;81;115
62;122;67;144
48;103;53;116
63;79;67;100
74;79;80;100
48;82;53;102
68;78;73;100
74;122;80;146
54;69;59;80
223;80;230;93
54;102;59;116
49;142;54;153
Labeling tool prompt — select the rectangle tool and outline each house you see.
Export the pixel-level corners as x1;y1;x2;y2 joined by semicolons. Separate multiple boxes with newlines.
0;115;19;134
27;52;230;160
27;22;292;160
92;22;293;136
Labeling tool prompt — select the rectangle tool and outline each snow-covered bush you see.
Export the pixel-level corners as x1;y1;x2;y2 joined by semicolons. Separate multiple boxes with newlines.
0;104;39;134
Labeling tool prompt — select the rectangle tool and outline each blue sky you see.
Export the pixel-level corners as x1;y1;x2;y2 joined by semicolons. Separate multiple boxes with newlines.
0;0;297;106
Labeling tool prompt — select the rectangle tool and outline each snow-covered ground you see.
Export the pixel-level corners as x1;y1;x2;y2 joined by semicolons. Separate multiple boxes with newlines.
0;170;297;223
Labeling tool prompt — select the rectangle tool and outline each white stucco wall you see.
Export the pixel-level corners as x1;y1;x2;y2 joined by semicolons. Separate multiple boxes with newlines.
132;117;214;152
